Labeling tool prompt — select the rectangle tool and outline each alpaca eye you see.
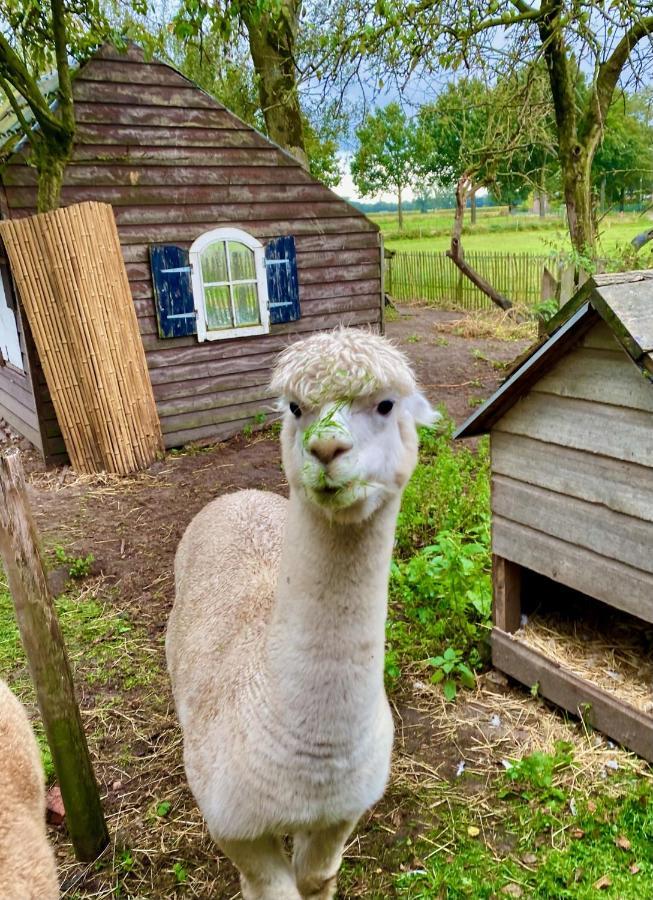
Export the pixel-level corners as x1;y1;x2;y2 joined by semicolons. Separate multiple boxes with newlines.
377;400;394;416
289;402;302;419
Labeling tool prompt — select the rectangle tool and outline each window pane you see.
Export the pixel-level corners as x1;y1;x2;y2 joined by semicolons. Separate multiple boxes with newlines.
233;283;260;327
204;285;233;330
228;242;256;281
201;242;228;283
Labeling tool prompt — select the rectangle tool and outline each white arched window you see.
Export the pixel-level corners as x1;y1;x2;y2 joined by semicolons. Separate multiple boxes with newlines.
190;228;270;342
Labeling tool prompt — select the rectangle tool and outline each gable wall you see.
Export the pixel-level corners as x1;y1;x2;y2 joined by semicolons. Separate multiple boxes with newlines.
1;44;382;450
490;319;653;623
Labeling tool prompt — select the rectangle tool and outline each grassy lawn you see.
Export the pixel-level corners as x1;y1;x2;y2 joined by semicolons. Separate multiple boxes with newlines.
373;208;652;257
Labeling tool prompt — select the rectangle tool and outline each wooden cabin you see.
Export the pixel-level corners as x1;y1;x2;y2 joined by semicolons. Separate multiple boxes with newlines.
455;271;653;760
0;43;383;465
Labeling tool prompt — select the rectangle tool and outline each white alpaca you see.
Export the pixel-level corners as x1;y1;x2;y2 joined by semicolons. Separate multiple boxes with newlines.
167;329;437;899
0;678;59;899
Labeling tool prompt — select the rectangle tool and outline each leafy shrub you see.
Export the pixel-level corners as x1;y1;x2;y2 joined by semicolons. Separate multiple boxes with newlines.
386;420;492;690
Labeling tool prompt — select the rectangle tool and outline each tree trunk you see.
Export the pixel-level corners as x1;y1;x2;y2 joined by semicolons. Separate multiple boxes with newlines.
470;188;477;224
600;176;606;213
448;175;512;311
243;1;308;169
397;187;403;230
560;144;595;254
0;450;109;862
35;145;68;212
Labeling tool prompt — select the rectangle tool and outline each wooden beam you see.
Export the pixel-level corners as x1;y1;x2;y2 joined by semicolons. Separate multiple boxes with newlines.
492;628;653;764
493;555;522;632
0;449;109;861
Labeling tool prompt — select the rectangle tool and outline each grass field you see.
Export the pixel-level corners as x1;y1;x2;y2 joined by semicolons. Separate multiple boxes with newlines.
372;208;653;257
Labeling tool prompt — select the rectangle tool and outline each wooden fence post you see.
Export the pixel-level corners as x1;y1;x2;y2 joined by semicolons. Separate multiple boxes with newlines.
0;449;109;862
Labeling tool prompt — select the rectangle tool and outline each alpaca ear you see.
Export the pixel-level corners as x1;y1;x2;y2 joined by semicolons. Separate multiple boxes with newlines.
404;392;441;427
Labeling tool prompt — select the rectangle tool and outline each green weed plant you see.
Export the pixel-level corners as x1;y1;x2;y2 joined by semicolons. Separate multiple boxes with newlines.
386;419;492;692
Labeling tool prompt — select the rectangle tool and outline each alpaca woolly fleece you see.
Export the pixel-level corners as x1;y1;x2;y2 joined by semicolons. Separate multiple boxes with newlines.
270;327;417;406
0;679;58;900
167;328;436;900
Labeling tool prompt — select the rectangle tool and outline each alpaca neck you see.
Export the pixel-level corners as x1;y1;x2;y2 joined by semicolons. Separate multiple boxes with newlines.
265;491;399;735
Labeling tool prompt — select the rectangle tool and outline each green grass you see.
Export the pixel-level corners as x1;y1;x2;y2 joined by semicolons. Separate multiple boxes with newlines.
0;562;154;780
374;208;652;257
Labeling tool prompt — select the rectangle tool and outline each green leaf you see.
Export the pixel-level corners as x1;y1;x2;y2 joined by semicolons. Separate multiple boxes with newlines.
156;800;172;817
443;680;457;701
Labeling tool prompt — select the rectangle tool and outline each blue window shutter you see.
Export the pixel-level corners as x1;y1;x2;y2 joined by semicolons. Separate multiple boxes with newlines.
265;236;300;325
149;244;197;338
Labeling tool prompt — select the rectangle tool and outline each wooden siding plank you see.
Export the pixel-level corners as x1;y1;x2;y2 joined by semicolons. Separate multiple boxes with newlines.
118;233;380;265
495;392;653;467
491;629;653;764
112;202;359;225
5;183;350;209
534;346;653;412
160;395;276;434
0;390;42;448
162;415;274;449
71;146;299;166
581;319;622;351
493;517;653;623
76;123;272;149
492;474;653;575
115;219;376;243
74;82;225;110
491;432;653;524
156;383;274;418
75;104;244;130
75;59;192;87
152;366;272;401
3;164;313;188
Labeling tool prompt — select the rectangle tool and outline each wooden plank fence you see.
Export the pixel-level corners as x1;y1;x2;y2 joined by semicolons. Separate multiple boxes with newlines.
386;251;557;309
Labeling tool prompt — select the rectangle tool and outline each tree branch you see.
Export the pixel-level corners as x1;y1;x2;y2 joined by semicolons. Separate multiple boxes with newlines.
0;31;66;142
0;76;35;149
580;15;653;151
51;0;75;138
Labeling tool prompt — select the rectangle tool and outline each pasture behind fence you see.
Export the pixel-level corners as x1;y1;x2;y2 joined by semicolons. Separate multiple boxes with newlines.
386;251;556;309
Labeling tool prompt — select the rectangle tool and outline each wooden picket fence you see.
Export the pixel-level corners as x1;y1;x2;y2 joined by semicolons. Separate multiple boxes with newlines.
386;251;556;309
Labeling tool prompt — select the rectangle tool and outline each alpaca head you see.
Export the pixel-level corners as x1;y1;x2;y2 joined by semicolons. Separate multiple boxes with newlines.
271;328;439;523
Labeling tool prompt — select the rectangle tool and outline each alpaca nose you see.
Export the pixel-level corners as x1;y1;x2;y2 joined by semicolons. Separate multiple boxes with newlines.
308;436;353;465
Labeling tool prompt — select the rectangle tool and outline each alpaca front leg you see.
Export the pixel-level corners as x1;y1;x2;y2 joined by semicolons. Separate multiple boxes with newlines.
218;835;302;900
293;820;356;900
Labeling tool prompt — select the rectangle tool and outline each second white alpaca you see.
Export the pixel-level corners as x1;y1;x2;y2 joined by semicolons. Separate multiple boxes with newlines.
167;328;437;899
0;678;59;899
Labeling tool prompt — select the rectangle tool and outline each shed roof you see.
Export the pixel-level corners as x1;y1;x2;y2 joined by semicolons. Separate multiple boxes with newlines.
455;269;653;439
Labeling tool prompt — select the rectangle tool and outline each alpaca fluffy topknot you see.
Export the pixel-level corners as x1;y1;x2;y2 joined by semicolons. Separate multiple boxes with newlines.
270;328;417;406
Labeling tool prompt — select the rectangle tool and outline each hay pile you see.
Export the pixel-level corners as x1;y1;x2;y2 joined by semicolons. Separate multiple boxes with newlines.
517;610;653;715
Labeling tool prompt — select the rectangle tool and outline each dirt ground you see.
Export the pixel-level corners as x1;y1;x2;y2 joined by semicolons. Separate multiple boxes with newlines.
5;308;553;897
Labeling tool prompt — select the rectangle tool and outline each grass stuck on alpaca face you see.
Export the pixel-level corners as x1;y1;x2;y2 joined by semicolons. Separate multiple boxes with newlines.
166;329;439;899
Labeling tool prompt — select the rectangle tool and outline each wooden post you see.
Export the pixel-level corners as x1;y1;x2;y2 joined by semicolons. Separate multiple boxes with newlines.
0;449;109;861
492;555;522;633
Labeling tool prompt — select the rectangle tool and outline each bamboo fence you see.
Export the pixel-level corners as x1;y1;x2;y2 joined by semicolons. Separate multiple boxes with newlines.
0;202;163;474
386;251;556;309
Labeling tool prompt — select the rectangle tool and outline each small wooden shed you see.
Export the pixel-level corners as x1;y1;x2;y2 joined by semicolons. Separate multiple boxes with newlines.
455;270;653;760
0;43;383;465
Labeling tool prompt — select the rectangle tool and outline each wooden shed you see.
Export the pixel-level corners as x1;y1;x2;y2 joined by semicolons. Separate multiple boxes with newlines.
455;270;653;760
0;43;383;465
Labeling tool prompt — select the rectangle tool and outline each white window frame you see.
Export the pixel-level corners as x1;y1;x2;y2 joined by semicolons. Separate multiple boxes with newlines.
190;227;270;342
